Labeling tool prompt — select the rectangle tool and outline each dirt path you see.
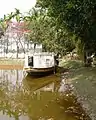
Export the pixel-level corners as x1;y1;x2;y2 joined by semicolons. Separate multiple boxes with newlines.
0;65;23;69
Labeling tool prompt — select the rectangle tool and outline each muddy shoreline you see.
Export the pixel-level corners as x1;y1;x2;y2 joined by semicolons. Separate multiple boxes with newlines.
72;88;95;120
61;70;93;120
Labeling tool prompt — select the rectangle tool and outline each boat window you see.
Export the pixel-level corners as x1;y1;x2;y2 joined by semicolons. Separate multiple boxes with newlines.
28;56;33;67
46;59;50;64
46;59;50;61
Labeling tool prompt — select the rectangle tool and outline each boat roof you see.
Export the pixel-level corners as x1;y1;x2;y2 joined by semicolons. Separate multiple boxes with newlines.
26;52;56;56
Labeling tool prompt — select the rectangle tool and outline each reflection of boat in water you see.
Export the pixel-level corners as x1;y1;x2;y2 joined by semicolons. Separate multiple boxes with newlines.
23;74;59;92
23;52;58;76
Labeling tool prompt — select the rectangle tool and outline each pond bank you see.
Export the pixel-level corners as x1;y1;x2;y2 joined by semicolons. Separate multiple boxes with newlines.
0;58;24;69
60;59;96;120
0;65;23;69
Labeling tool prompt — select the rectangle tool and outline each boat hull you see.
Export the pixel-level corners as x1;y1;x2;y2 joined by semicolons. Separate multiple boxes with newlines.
24;66;56;76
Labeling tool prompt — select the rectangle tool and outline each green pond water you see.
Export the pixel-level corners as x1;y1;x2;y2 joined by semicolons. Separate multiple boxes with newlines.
0;70;90;120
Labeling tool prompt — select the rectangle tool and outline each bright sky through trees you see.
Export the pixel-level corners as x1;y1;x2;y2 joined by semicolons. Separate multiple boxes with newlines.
0;0;36;18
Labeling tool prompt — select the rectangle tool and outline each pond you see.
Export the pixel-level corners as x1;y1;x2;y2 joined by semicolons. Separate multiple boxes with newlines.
0;70;90;120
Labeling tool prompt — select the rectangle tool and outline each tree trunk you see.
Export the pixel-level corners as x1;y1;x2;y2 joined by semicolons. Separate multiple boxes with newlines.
16;41;19;58
18;37;25;54
84;49;92;67
84;50;87;66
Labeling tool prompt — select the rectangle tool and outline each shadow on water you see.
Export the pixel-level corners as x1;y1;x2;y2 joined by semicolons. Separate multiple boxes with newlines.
0;70;90;120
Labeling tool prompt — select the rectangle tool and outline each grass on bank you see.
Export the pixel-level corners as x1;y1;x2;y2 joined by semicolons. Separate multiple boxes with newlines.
59;59;83;69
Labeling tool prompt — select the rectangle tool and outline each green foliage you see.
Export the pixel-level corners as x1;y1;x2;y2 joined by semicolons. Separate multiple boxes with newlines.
27;8;76;54
37;0;96;58
0;8;23;32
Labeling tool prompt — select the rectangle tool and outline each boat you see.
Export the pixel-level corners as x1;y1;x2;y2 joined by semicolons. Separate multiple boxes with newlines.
23;52;58;76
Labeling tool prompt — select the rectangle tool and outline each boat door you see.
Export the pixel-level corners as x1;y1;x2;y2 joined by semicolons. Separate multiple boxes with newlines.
28;56;33;67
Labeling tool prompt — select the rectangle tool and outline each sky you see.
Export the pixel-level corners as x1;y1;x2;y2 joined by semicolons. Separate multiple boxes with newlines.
0;0;36;18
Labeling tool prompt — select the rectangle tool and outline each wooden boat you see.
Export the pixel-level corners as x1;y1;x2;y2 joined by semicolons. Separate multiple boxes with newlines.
23;52;58;76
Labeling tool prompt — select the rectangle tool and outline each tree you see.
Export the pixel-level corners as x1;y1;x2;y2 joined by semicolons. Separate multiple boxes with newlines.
36;0;96;65
26;8;75;55
0;9;30;58
0;8;22;34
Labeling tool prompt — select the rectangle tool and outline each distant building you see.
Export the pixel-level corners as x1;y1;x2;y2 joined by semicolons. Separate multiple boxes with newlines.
0;21;42;58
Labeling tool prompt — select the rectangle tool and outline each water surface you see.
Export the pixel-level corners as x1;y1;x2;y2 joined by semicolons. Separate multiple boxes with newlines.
0;70;90;120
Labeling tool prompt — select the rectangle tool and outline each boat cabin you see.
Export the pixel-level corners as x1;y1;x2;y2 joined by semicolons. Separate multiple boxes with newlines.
24;52;56;69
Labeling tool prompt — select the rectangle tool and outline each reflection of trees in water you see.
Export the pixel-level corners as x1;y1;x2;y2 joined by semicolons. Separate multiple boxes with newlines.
0;72;59;119
0;70;26;120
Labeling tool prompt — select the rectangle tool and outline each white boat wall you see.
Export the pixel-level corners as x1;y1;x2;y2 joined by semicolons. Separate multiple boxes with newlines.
24;52;57;76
